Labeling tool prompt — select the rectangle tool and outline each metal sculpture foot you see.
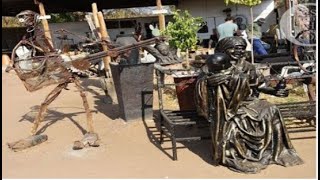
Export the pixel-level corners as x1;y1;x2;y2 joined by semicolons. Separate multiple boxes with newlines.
72;132;100;150
7;134;48;152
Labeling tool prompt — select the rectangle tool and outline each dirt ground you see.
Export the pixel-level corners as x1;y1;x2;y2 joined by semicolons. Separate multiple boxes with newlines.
2;69;317;179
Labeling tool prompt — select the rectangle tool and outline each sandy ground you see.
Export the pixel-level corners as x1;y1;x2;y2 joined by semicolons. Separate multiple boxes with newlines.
2;69;317;179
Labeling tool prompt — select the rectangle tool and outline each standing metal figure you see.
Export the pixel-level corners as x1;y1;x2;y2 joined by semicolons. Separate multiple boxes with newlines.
7;10;99;151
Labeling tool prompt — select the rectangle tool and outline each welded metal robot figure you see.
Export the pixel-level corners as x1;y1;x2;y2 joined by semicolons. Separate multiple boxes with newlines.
6;10;100;151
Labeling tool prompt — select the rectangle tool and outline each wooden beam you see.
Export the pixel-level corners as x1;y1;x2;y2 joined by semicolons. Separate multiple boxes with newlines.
35;1;53;48
97;11;112;77
156;0;166;31
91;3;102;38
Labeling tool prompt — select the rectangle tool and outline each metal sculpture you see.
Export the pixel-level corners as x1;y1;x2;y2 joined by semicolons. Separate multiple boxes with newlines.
7;10;163;151
143;40;183;65
7;10;99;151
197;53;304;173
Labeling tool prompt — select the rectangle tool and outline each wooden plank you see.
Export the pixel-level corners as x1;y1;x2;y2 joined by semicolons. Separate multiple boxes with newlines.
91;3;102;38
97;11;112;76
156;0;166;31
85;14;98;39
36;1;54;48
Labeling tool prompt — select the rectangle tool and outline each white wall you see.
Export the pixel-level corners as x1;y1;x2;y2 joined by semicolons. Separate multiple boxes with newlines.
178;0;277;39
49;22;90;49
48;16;169;49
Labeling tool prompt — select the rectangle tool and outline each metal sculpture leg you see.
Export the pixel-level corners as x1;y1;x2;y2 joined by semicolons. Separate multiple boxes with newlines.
7;82;68;151
72;78;100;150
307;83;316;102
31;83;68;135
74;78;94;133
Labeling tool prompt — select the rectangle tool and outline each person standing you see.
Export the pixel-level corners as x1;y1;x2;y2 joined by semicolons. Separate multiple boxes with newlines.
208;28;219;49
247;18;270;55
217;16;238;41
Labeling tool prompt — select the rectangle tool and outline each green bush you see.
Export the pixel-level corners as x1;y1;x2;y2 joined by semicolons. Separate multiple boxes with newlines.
162;10;203;52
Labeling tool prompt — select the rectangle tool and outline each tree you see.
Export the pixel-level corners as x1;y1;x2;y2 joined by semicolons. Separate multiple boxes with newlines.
162;10;203;68
162;10;203;52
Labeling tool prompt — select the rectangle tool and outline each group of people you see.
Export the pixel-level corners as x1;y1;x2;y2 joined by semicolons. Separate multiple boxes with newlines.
208;16;270;55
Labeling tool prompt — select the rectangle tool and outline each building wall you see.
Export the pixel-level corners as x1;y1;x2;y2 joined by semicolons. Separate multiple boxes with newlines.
178;0;277;39
48;16;170;49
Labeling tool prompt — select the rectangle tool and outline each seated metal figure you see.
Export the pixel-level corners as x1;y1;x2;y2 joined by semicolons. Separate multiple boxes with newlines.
215;36;289;97
143;40;182;65
196;53;303;173
215;37;262;97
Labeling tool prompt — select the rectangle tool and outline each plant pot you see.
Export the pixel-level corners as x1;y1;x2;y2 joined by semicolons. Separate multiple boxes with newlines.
172;71;199;111
110;62;154;121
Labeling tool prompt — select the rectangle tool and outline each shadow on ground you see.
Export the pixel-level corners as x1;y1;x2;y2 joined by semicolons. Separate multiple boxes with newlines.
141;109;316;165
80;77;120;120
141;109;215;165
19;106;98;135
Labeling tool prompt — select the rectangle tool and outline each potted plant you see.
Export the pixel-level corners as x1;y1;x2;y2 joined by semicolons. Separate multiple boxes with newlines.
162;10;203;110
162;10;203;69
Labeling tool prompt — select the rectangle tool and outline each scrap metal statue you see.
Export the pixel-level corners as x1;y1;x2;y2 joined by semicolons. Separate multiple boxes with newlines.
215;37;290;97
143;40;183;65
7;10;100;151
196;52;303;173
7;10;164;151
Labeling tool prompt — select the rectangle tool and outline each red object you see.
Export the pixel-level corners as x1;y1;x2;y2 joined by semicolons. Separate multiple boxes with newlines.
173;76;198;111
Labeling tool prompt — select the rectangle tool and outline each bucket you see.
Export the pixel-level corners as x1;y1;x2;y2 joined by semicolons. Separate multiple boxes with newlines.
173;72;199;111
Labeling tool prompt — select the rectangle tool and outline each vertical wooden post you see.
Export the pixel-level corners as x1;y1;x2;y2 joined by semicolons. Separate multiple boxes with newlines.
97;11;112;77
156;0;166;31
250;7;254;64
91;3;102;38
35;0;53;48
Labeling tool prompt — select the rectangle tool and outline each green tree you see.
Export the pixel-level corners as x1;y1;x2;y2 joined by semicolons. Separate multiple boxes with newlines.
2;17;24;27
162;10;203;52
224;0;261;6
49;12;85;23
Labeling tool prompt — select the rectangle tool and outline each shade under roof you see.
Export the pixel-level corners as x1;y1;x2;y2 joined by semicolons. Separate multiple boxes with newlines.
2;0;178;16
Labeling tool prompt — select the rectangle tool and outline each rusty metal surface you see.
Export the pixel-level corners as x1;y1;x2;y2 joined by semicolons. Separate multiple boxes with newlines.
14;55;72;92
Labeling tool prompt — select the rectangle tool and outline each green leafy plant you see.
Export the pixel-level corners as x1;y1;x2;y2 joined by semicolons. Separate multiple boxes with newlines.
162;10;203;52
224;0;261;6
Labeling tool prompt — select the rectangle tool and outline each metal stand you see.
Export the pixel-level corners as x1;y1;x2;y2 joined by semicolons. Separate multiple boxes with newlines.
155;67;210;161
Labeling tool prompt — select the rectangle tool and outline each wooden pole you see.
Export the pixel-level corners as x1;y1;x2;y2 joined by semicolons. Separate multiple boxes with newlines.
156;0;166;31
35;1;53;48
97;11;112;77
91;3;102;38
250;7;254;64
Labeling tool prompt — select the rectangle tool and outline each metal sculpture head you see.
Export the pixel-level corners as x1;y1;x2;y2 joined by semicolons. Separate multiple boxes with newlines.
215;37;247;60
206;53;232;73
155;41;170;56
16;10;40;31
